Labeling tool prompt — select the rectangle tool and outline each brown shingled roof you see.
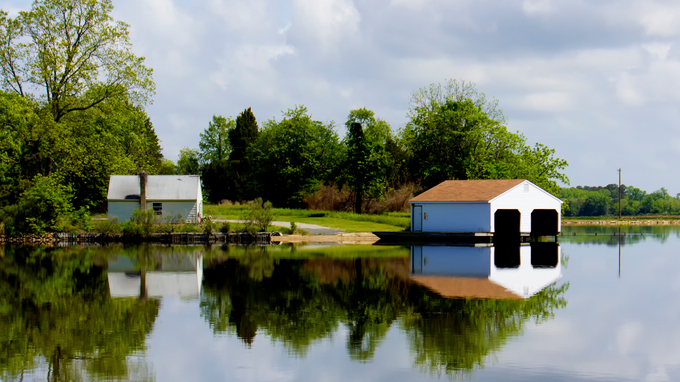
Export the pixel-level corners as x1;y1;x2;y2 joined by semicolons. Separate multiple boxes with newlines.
409;179;526;202
410;276;523;299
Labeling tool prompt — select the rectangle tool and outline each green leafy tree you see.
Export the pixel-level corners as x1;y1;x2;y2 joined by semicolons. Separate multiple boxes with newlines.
403;80;568;194
0;0;155;122
251;106;341;207
199;115;233;163
177;147;200;175
157;158;177;174
403;98;500;188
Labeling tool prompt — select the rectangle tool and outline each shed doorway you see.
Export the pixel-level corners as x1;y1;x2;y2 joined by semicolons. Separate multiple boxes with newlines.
531;209;558;236
494;209;520;238
413;205;423;231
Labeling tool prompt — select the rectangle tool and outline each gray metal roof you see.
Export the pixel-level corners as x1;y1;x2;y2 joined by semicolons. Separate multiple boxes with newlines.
108;175;201;200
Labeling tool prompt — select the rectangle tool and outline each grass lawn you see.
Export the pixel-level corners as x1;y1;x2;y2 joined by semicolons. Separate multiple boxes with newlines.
204;205;409;232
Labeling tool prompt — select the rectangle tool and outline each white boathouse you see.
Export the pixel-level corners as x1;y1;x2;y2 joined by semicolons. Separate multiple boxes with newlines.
107;173;203;223
408;179;562;236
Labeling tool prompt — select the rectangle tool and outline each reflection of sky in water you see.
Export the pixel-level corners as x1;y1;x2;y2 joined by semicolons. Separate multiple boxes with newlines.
135;233;680;382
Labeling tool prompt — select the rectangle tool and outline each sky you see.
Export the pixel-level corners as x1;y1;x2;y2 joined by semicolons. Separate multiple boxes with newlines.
3;0;680;194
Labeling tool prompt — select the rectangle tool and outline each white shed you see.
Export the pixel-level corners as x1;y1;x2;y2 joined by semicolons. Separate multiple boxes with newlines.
409;179;562;235
107;174;203;223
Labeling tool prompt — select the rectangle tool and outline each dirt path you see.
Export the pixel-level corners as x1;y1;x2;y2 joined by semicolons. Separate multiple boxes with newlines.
272;232;379;244
215;220;345;234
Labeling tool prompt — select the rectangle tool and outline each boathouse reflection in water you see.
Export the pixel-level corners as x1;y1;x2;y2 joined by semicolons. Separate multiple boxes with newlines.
108;252;203;298
410;243;561;299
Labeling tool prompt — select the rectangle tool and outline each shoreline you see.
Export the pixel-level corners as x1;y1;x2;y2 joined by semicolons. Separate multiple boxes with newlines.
562;219;680;226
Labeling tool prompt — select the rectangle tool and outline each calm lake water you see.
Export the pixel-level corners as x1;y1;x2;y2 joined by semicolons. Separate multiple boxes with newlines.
2;225;680;381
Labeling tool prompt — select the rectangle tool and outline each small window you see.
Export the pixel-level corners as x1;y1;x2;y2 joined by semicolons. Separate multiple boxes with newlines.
524;184;529;193
152;202;162;216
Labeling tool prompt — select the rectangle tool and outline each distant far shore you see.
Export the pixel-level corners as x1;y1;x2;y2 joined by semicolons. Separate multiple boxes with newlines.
563;218;680;226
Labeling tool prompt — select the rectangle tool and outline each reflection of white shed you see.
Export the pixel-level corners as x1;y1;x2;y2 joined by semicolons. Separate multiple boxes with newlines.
107;174;203;223
410;244;561;299
409;179;562;235
107;255;203;298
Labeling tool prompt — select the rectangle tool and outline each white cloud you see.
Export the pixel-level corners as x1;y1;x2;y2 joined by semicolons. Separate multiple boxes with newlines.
640;8;680;37
208;0;280;37
522;0;555;16
643;42;673;60
389;0;433;11
617;322;644;356
291;0;361;50
523;92;574;112
613;73;646;106
138;0;198;47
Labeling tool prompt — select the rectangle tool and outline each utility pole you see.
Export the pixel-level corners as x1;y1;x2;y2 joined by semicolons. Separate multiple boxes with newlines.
618;168;622;219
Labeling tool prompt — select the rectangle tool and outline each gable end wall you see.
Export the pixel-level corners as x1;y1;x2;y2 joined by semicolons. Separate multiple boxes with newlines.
490;182;562;233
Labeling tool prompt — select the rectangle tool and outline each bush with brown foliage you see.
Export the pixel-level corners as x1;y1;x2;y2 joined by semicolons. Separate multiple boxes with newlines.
303;183;418;213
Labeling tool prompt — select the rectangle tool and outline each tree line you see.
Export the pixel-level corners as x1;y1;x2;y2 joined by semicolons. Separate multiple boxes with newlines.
0;0;570;235
169;80;569;213
561;184;680;217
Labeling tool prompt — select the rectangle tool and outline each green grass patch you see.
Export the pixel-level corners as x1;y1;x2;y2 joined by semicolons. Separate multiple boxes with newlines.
204;205;409;232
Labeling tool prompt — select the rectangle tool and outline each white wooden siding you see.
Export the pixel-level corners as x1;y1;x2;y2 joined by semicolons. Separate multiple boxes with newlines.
413;203;491;232
490;181;562;233
108;201;140;222
108;200;200;223
151;200;200;223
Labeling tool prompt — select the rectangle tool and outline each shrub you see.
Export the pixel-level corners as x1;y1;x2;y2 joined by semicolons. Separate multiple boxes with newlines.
242;198;274;232
120;221;143;237
17;175;74;234
54;215;76;233
288;221;298;234
219;222;231;233
155;223;174;234
164;213;183;224
0;205;19;236
202;219;218;235
0;222;4;236
95;218;121;236
180;223;202;233
130;209;158;237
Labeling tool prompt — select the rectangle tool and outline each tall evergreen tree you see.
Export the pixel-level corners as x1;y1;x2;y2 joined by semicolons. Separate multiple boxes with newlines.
221;108;259;201
230;107;259;162
339;108;392;214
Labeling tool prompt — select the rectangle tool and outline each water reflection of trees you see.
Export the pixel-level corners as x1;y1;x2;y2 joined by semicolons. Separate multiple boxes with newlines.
1;244;570;379
200;249;568;373
0;245;159;382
